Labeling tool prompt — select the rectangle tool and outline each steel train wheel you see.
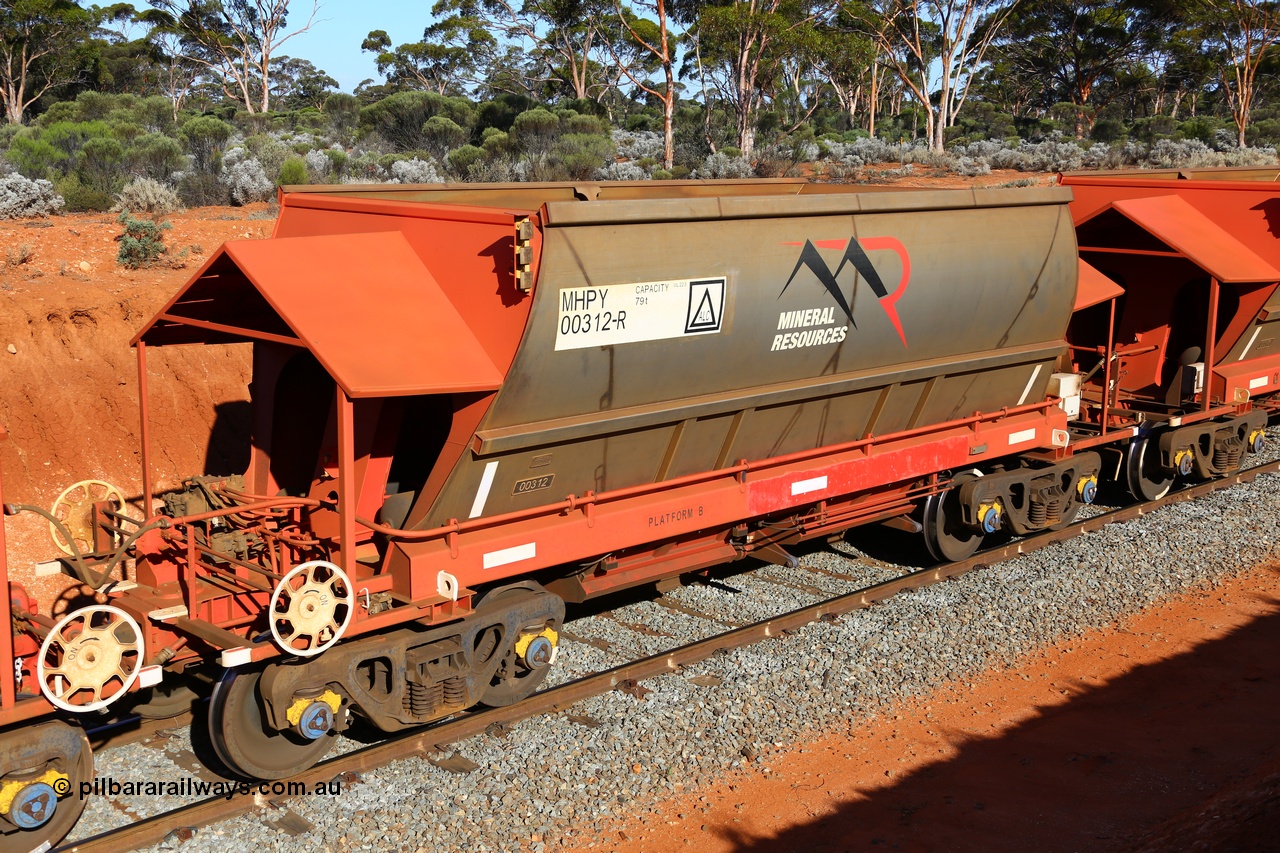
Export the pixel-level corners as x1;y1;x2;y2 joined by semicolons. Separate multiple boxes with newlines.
477;587;553;708
1125;436;1174;502
922;473;984;563
0;725;92;853
208;667;333;781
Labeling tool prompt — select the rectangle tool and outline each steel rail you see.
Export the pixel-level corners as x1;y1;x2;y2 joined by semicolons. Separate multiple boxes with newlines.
55;457;1280;853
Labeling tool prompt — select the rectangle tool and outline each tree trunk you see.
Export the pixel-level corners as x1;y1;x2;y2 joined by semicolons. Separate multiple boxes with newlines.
662;64;675;170
868;65;878;137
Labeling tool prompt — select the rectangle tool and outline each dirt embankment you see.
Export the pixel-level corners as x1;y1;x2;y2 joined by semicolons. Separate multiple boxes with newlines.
0;206;272;602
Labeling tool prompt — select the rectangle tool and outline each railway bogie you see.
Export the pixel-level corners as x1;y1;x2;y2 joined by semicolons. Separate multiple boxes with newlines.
4;172;1280;848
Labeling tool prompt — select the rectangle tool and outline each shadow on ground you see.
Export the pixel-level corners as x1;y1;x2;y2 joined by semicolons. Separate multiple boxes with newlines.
717;573;1280;852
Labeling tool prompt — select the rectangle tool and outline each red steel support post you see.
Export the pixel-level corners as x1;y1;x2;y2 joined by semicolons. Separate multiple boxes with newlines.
1102;299;1116;435
1204;278;1220;413
137;342;154;513
336;388;356;577
0;426;15;711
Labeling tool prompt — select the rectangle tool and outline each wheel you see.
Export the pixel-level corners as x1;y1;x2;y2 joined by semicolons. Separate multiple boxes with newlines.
1125;435;1174;502
49;479;130;556
922;473;984;563
36;605;144;713
208;667;333;780
0;723;92;853
268;561;353;657
476;587;555;708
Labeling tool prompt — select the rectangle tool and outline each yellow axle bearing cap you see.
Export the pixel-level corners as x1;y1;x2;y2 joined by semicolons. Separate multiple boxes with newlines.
0;768;70;816
285;689;342;727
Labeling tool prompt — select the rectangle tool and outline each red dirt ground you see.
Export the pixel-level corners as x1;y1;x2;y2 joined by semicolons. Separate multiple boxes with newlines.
0;204;272;602
564;565;1280;852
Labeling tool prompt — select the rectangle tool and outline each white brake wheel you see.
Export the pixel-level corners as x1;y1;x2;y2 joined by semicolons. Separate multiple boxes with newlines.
268;560;354;657
49;479;130;556
37;605;144;712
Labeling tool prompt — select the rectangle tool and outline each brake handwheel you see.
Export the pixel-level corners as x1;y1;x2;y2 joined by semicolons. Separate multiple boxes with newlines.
268;561;354;657
36;605;144;712
49;479;127;556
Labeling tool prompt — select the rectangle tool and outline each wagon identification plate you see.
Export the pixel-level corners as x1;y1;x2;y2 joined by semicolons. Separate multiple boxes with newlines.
512;474;554;495
555;277;725;351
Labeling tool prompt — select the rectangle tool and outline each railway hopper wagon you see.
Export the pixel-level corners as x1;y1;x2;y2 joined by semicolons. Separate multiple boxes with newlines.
1058;167;1279;499
4;176;1223;852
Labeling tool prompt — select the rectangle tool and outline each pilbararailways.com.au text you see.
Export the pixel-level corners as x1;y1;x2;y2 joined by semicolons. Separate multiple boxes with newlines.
77;776;343;800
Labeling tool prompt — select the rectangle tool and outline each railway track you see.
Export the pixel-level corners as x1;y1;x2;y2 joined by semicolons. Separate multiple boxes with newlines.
53;456;1280;853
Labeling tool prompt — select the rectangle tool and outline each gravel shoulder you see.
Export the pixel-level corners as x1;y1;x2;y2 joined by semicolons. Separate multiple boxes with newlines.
577;562;1280;852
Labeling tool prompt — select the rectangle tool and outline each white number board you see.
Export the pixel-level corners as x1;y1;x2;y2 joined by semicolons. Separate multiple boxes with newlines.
554;277;725;351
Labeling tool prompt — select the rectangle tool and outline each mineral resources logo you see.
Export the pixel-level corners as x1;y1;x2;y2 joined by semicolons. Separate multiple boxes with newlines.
778;236;911;349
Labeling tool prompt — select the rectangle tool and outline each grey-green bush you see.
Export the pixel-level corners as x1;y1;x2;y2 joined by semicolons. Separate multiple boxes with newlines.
0;173;65;218
112;177;182;215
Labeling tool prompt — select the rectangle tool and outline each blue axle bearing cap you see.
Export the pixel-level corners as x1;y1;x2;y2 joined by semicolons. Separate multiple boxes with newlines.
297;701;334;741
9;782;57;830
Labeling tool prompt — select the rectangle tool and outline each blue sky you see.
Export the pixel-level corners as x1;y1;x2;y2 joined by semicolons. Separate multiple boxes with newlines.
283;0;431;91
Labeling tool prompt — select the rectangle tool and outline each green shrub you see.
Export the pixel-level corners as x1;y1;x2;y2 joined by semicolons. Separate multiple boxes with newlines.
116;212;171;268
510;109;560;155
177;172;229;207
76;136;125;194
243;134;290;179
126;133;186;182
554;133;615;180
1130;115;1179;143
74;91;116;121
277;156;308;185
422;116;468;160
651;168;673;180
5;134;68;179
324;93;360;135
481;129;512;155
181;116;235;173
56;174;113;212
135;96;176;134
563;112;608;135
357;91;475;151
323;148;348;175
1179;117;1219;145
37;101;78;126
447;144;485;176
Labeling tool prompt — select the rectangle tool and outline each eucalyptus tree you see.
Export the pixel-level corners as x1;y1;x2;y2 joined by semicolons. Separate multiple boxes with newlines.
684;0;830;157
984;0;1179;136
0;0;97;123
361;16;496;96
855;0;1016;151
432;0;618;102
147;0;320;113
609;0;678;167
1196;0;1280;147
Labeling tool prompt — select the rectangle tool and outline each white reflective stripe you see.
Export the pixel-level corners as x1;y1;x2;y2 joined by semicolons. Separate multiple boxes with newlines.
220;647;253;667
1249;376;1269;390
1239;326;1263;360
1008;428;1037;445
483;542;536;570
138;665;164;688
790;475;828;496
1017;364;1043;406
468;461;499;519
